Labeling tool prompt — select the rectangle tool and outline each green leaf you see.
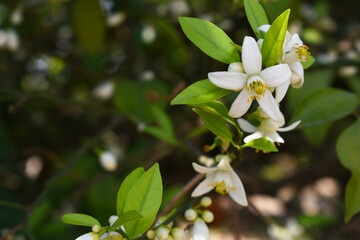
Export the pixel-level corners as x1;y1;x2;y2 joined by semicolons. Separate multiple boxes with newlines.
241;138;278;152
336;119;360;172
302;123;331;147
261;9;290;67
72;0;105;54
345;76;360;97
297;214;336;227
61;213;101;227
29;201;52;231
301;55;315;69
123;163;163;238
171;79;232;105
109;210;143;231
193;108;238;148
117;168;145;216
291;88;357;129
344;174;360;222
144;105;178;145
244;0;269;39
178;17;239;64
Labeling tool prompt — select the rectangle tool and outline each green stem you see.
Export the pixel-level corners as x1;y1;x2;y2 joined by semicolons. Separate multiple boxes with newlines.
0;200;28;211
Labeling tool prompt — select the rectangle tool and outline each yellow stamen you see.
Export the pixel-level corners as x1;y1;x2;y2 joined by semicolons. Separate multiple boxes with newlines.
293;44;311;62
247;80;267;102
209;181;235;195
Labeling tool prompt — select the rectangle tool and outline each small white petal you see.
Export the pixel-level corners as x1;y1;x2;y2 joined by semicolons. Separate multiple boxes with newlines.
257;90;283;122
191;175;215;197
192;162;217;174
217;158;233;171
229;89;252;118
289;62;304;88
228;62;244;73
76;233;97;240
228;173;248;206
259;64;291;87
191;220;210;240
208;72;248;91
237;118;257;133
285;33;303;52
278;120;301;132
244;131;263;143
257;39;263;51
242;36;262;75
257;24;271;33
275;81;290;103
266;131;284;143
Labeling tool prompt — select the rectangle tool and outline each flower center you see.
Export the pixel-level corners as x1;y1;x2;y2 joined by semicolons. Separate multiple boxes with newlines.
209;181;235;195
293;43;311;62
246;76;268;102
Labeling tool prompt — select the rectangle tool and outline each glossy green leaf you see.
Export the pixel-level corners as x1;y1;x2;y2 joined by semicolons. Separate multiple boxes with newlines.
241;138;278;152
124;163;163;238
109;210;143;231
144;105;178;145
178;17;239;64
61;213;101;227
291;88;357;128
171;79;231;105
301;55;315;69
72;0;105;54
297;214;336;227
261;9;290;67
117;168;145;216
344;174;360;222
244;0;269;39
345;76;360;96
336;119;360;172
193;100;237;127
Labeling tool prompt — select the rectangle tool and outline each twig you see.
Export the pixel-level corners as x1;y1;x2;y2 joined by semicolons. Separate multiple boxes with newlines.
0;200;27;211
0;222;25;240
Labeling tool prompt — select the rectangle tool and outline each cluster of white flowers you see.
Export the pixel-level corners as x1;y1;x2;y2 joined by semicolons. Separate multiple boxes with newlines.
209;25;310;144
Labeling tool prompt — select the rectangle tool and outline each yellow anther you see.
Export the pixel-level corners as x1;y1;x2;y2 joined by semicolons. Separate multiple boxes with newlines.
294;44;311;62
255;86;264;95
212;181;235;195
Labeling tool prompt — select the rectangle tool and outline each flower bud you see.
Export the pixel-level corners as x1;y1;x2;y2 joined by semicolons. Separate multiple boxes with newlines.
200;197;212;207
99;151;118;172
156;227;169;240
92;224;101;233
147;230;156;239
184;209;197;221
172;228;185;240
202;210;214;223
228;62;244;73
108;215;119;226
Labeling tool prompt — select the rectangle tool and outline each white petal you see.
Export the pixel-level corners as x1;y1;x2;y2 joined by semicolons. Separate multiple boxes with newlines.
228;62;244;73
217;158;233;171
257;90;283;122
191;220;210;240
208;72;248;91
285;33;303;52
192;162;217;174
266;131;284;143
257;39;263;51
275;80;290;103
289;62;304;88
100;232;121;240
76;233;96;240
257;24;271;33
278;120;301;132
242;36;262;75
243;131;263;143
259;64;291;87
191;176;215;197
228;172;248;206
237;118;257;133
229;89;252;118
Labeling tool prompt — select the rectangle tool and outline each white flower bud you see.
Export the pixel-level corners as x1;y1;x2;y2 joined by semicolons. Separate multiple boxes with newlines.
6;30;20;51
184;209;197;221
200;197;212;207
227;62;244;73
108;215;118;226
100;232;122;240
11;8;23;25
107;12;126;28
147;230;156;239
156;227;169;240
201;210;214;223
171;228;185;240
92;224;101;233
76;233;99;240
99;151;118;172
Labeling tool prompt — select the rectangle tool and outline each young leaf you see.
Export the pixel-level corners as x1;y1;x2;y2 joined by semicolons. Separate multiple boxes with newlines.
344;174;360;223
62;213;101;227
244;0;269;39
241;138;278;152
301;55;315;69
290;88;357;128
178;17;239;64
109;210;143;231
336;119;360;172
117;168;145;216
171;79;232;105
261;9;290;67
193;108;238;148
123;163;163;238
72;0;105;54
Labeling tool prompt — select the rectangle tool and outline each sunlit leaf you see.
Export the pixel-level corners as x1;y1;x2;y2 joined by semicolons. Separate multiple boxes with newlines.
241;138;278;152
244;0;269;39
61;213;101;227
109;210;142;231
301;55;315;69
344;174;360;222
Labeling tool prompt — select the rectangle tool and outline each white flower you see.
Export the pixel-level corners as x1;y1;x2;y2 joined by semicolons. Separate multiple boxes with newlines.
76;233;99;240
192;156;247;206
208;36;291;122
185;220;210;240
258;25;310;101
237;111;300;144
99;151;118;172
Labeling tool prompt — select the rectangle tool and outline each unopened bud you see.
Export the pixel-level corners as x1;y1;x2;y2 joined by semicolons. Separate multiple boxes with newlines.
228;62;244;73
92;224;101;233
172;228;185;240
200;197;212;207
184;209;197;221
147;230;156;239
156;227;169;240
202;210;214;223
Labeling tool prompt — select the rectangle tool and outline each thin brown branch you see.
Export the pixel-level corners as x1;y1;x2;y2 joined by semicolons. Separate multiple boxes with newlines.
0;222;25;240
